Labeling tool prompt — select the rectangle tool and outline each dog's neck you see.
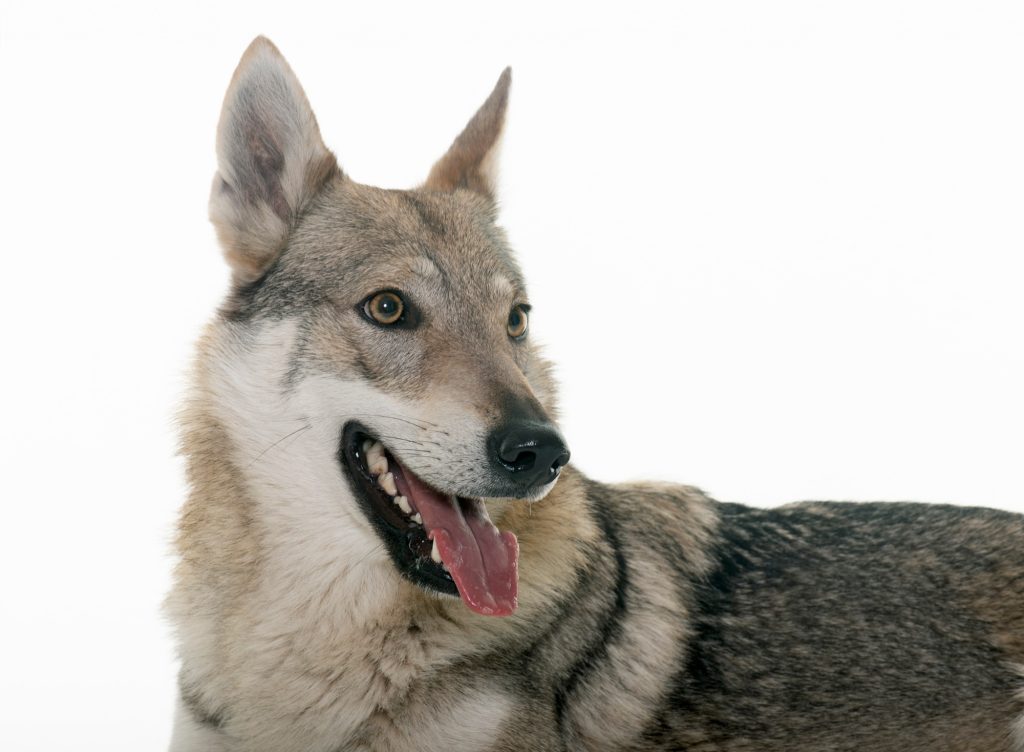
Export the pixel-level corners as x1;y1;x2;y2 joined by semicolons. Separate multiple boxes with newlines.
170;326;718;750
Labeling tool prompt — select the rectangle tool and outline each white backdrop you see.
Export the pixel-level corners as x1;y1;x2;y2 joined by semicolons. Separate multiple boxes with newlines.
1;1;1022;749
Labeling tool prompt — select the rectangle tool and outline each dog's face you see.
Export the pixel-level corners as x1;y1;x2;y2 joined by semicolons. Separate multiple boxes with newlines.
203;38;567;616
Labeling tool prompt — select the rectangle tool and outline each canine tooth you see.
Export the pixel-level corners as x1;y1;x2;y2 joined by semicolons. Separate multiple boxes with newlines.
395;495;412;515
431;538;442;564
367;443;388;476
369;457;388;476
410;513;422;524
361;439;373;454
379;472;398;496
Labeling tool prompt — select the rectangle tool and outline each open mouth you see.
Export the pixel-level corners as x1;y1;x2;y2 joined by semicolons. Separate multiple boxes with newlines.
338;422;519;616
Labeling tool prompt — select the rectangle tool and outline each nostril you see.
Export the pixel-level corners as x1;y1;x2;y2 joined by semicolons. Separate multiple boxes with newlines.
504;449;537;472
491;423;570;489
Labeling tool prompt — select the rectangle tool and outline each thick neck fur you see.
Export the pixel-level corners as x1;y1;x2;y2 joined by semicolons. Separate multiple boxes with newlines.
170;321;603;749
168;320;719;751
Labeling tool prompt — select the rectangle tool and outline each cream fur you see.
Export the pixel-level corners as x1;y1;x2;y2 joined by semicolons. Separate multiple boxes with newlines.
167;318;598;751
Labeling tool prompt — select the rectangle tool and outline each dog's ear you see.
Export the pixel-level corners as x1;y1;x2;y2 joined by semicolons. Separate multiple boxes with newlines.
209;36;339;283
423;68;510;202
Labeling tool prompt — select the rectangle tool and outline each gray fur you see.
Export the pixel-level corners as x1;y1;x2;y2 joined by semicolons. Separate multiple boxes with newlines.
167;37;1024;752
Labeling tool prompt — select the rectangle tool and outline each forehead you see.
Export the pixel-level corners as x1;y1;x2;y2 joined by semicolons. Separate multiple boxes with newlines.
235;181;525;318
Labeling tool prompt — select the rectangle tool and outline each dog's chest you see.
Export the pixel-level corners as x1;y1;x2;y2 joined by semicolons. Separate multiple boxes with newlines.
290;672;514;752
350;686;513;752
237;616;516;752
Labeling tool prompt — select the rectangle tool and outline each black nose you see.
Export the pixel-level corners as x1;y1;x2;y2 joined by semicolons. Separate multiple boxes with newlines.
489;423;571;490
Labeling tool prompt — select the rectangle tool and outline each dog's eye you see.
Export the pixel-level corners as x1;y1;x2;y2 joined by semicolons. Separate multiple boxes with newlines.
364;291;405;325
507;304;529;339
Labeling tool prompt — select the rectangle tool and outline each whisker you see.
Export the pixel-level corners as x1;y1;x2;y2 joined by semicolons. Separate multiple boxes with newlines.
373;434;442;447
342;413;438;429
246;424;312;467
349;543;386;572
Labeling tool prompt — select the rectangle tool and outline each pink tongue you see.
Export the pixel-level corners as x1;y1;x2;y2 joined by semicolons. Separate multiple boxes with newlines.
394;465;518;616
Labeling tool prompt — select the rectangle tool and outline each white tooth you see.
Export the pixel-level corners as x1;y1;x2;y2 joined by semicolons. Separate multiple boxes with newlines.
366;442;387;475
379;472;398;496
368;452;388;477
410;513;422;524
395;495;412;515
361;439;373;454
431;538;442;564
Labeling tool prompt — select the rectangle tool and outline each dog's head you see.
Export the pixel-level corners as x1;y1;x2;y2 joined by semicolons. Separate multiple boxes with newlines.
202;37;568;616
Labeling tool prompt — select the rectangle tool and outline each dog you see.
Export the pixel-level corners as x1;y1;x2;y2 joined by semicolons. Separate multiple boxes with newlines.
166;36;1024;752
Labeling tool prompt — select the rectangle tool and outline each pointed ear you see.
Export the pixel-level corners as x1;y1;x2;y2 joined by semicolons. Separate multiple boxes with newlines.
423;68;510;201
209;36;339;283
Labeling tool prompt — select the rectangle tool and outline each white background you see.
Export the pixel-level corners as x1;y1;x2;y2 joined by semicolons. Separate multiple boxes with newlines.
1;1;1022;749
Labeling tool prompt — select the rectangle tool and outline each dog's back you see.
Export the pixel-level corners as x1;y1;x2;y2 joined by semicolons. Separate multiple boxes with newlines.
621;495;1024;750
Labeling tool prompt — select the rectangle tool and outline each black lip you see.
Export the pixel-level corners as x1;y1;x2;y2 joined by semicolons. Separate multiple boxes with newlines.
337;421;458;597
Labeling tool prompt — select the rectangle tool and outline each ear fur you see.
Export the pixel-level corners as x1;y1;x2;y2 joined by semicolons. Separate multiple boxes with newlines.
424;68;510;201
209;36;339;283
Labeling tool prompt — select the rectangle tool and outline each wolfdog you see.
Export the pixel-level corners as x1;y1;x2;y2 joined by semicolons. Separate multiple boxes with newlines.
167;37;1024;751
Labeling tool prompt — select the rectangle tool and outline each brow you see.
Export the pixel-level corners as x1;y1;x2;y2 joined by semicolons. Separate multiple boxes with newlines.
491;274;514;297
410;256;444;282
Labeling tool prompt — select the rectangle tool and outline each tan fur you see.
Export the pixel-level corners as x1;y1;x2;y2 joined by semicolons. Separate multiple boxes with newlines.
424;67;510;200
169;37;1024;752
209;37;339;284
167;335;611;749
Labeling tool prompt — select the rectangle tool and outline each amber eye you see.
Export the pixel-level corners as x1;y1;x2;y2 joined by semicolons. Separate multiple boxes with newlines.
364;291;405;325
507;304;529;339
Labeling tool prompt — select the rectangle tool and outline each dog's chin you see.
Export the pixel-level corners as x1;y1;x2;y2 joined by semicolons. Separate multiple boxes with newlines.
516;478;560;504
337;422;523;616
